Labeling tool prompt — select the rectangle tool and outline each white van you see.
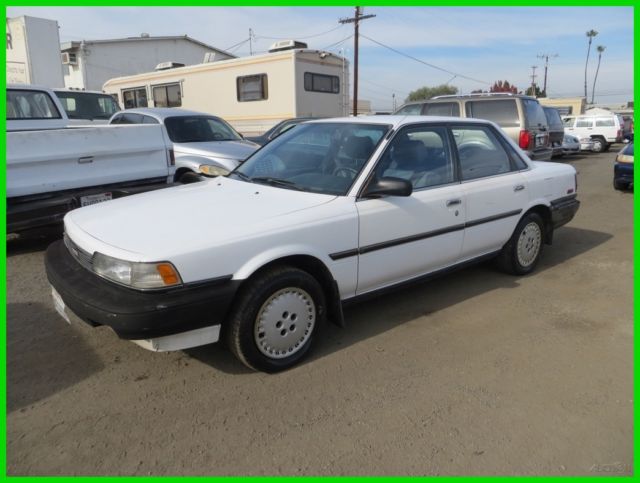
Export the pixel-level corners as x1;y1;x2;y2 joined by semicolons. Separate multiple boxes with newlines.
562;113;623;152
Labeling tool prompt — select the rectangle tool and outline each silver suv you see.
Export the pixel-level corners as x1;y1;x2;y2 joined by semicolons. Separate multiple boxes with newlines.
394;93;552;161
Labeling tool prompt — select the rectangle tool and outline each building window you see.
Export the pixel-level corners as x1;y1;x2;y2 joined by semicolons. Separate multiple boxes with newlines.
304;72;339;94
152;83;182;108
237;74;268;102
122;87;148;109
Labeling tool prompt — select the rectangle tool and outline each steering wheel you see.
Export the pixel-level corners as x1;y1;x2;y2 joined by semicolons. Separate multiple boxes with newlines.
333;167;359;179
211;132;225;141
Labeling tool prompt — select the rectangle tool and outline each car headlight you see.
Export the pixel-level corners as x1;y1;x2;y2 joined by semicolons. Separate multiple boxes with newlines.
199;164;230;177
92;252;182;289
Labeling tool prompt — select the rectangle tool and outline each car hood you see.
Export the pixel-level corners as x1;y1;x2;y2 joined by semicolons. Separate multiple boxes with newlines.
66;177;336;260
173;140;258;161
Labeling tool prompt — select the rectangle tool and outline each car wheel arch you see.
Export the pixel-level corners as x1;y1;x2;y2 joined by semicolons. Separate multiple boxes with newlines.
235;253;345;327
521;204;553;244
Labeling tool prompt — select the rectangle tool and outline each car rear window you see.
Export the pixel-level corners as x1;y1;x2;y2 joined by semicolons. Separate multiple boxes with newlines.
543;108;564;130
595;118;615;127
521;99;548;130
395;104;423;115
465;99;519;128
423;102;460;117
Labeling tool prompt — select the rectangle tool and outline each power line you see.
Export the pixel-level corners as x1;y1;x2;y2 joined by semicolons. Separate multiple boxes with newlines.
321;34;353;51
255;24;344;41
360;78;410;97
223;37;250;52
359;33;488;85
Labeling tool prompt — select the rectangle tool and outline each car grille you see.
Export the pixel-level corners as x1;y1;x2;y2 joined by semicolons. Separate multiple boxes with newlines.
63;233;94;271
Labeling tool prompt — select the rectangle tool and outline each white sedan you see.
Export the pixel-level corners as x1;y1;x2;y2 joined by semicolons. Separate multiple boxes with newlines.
46;116;580;372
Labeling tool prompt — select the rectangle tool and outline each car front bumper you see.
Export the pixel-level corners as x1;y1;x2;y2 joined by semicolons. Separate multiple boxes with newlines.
45;239;240;343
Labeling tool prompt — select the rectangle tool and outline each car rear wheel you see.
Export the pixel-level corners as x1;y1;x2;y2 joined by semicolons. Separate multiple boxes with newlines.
225;266;326;372
591;137;606;153
497;212;544;275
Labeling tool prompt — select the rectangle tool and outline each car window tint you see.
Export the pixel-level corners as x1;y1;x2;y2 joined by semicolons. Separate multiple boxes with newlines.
622;143;634;156
117;113;144;124
142;115;159;124
521;99;548;129
465;99;519;128
452;126;513;181
395;104;423;115
164;116;242;142
543;108;563;129
595;118;615;127
575;117;594;128
423;102;460;117
375;125;455;190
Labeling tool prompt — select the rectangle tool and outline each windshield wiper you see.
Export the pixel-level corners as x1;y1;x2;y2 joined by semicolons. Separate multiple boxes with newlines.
250;176;305;191
229;171;252;182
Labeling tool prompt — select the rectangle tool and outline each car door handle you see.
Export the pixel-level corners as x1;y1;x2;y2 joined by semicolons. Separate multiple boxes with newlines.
78;156;94;164
446;198;462;206
514;184;525;192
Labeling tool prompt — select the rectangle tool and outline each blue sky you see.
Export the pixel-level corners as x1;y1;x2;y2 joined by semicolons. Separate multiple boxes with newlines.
7;6;634;109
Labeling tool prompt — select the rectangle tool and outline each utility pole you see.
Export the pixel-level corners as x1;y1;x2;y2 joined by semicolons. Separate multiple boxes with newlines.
339;7;375;116
537;53;558;95
392;93;396;112
249;28;253;55
530;65;538;97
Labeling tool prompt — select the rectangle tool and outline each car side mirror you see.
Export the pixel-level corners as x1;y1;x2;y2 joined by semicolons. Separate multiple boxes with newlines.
362;177;413;198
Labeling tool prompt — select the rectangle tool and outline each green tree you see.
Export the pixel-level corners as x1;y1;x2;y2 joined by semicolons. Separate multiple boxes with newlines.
525;85;546;97
405;84;458;102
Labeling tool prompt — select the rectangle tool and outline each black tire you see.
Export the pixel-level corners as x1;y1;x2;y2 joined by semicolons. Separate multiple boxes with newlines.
591;137;606;153
613;179;627;191
497;213;545;275
224;266;326;372
177;171;203;184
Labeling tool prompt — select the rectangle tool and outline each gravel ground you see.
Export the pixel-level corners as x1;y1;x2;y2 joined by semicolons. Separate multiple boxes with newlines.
6;150;633;476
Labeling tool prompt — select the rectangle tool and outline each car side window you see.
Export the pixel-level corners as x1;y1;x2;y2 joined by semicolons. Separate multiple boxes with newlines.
575;117;593;128
452;126;513;181
374;125;455;190
110;115;123;124
395;104;423;116
142;115;159;124
119;113;144;124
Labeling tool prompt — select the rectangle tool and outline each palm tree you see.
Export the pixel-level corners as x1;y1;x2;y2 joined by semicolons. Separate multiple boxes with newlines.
584;29;598;100
591;45;606;104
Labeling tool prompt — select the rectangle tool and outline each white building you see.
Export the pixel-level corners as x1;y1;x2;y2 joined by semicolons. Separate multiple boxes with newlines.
61;35;235;91
6;16;64;87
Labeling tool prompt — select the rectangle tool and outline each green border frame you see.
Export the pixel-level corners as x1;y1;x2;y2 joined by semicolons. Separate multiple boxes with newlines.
1;2;636;479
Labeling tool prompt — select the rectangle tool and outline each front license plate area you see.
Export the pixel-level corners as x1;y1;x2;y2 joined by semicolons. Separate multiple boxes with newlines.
80;192;112;207
51;287;71;324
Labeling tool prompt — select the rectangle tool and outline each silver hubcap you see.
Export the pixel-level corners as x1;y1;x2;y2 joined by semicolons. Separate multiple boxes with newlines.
254;287;316;359
517;222;542;267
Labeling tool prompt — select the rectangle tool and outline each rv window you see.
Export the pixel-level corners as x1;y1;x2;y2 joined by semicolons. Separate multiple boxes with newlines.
122;87;148;109
152;83;182;108
237;74;268;102
304;72;340;94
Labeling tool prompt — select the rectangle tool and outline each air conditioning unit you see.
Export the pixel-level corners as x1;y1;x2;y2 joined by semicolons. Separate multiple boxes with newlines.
61;52;77;65
155;61;185;71
268;40;308;53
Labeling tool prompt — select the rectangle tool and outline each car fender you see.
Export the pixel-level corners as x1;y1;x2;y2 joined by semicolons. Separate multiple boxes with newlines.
175;155;238;173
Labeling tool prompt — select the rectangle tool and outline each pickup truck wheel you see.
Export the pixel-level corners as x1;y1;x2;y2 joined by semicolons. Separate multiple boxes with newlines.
177;171;203;184
497;213;544;275
225;266;326;372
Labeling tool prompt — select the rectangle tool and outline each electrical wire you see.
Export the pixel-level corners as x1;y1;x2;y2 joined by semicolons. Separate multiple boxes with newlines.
255;24;345;41
360;33;489;85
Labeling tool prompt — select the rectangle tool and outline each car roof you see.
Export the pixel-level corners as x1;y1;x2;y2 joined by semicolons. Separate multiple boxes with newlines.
307;115;500;129
115;108;221;121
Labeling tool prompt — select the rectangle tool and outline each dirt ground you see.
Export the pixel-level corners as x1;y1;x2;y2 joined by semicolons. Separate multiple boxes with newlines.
6;150;633;476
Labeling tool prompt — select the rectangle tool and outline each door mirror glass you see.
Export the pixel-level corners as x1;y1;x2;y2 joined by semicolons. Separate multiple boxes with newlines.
363;177;413;198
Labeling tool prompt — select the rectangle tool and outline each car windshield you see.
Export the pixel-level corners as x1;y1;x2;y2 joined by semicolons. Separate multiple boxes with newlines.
55;91;120;120
622;143;634;156
231;122;390;195
164;116;242;143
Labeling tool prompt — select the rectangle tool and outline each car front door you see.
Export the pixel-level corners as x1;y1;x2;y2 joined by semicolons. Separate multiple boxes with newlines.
451;124;529;259
355;124;465;295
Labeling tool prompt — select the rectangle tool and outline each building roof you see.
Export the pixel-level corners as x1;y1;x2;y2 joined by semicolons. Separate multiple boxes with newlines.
60;35;235;59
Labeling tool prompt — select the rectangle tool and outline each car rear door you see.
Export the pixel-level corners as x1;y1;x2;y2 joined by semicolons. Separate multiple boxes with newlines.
355;123;465;294
451;123;529;259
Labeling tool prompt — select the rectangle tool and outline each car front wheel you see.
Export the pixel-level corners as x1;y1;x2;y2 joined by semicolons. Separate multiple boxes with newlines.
225;266;326;372
497;212;544;275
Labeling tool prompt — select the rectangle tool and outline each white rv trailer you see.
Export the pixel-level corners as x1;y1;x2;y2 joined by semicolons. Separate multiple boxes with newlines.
103;48;350;136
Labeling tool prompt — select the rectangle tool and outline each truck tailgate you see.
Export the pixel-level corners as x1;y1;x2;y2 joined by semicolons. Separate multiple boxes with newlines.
7;125;171;198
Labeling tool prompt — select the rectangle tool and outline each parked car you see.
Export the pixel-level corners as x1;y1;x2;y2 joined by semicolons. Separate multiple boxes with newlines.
561;134;581;155
562;113;623;152
245;117;313;146
394;93;553;161
613;142;633;190
54;89;120;125
7;86;176;234
46;116;579;372
110;108;259;183
542;107;565;158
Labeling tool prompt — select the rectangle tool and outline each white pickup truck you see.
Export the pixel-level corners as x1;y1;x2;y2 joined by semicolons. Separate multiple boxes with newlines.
7;85;176;234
